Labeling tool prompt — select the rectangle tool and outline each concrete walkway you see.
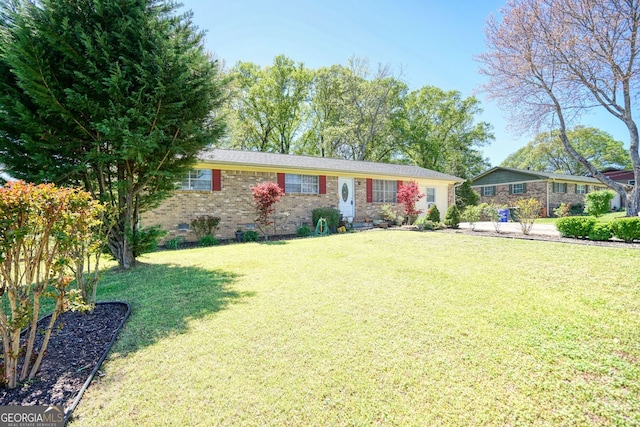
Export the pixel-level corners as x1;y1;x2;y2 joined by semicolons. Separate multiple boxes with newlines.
458;221;561;236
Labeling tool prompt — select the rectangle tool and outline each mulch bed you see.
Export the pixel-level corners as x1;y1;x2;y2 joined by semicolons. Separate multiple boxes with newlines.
0;302;129;413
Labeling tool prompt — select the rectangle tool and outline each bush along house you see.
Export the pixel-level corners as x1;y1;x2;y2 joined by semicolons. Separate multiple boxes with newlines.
471;167;607;217
141;149;463;241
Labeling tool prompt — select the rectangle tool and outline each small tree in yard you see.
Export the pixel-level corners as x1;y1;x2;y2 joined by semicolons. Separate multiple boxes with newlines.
444;204;461;229
584;190;615;218
427;205;441;223
514;198;543;235
0;182;103;389
462;205;483;231
0;0;225;269
397;181;425;224
252;182;284;240
484;202;508;233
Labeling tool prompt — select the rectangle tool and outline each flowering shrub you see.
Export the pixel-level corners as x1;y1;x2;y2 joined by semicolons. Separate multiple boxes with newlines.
0;182;103;388
251;182;284;240
514;198;543;235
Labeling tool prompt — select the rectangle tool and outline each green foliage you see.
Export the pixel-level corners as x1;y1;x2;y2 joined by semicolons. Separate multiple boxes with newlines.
610;217;640;242
584;190;615;218
243;230;260;242
514;198;543;235
397;86;493;177
199;235;219;247
165;236;185;250
0;0;226;269
588;224;612;242
312;207;341;228
378;204;399;223
296;226;312;237
461;205;483;231
130;226;167;257
225;55;312;154
570;203;585;215
501;127;631;175
553;203;572;218
190;216;221;240
455;179;480;209
555;217;596;239
0;182;103;388
483;202;508;233
414;216;443;230
427;204;441;222
444;204;461;228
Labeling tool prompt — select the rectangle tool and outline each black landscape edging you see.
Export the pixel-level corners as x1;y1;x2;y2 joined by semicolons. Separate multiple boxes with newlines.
63;301;131;425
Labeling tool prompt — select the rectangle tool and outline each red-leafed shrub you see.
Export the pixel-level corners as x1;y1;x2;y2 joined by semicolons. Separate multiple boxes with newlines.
397;181;425;224
251;182;284;240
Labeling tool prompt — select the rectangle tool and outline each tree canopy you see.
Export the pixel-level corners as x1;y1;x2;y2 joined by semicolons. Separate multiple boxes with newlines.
479;0;640;215
396;86;493;178
501;127;631;175
223;55;491;174
0;0;225;268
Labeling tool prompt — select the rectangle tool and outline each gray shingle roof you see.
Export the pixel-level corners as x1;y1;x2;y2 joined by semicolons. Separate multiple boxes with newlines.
474;166;602;184
198;149;463;182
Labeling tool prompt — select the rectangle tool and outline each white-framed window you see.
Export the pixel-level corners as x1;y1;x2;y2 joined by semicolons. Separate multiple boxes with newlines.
576;184;587;194
483;186;495;196
180;169;211;191
512;183;524;194
285;174;318;194
553;182;567;193
629;180;636;185
373;180;397;203
426;187;436;205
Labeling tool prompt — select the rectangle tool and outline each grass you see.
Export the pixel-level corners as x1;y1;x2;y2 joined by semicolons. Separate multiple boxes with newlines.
69;231;640;426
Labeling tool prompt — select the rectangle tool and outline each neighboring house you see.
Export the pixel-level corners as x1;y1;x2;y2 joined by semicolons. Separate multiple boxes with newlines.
471;167;607;216
142;148;463;241
602;169;635;209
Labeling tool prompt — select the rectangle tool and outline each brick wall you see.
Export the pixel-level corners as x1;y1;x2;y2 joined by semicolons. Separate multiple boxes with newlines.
142;170;455;240
141;170;340;241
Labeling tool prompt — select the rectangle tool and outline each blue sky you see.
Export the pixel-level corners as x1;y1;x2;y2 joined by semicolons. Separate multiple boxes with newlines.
179;0;630;166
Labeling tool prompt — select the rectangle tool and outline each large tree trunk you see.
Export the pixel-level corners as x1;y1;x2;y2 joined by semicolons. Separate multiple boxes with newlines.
108;226;135;270
627;181;640;217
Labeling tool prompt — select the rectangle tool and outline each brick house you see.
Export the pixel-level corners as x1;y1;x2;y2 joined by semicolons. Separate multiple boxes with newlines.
471;167;607;217
141;149;463;241
602;169;636;209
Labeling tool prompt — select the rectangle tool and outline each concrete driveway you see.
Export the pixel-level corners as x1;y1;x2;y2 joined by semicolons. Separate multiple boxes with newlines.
458;221;561;236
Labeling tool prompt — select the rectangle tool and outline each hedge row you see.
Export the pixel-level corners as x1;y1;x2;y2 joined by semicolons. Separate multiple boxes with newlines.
556;217;640;243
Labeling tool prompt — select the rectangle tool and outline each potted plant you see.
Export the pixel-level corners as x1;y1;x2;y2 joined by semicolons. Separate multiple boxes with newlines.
235;227;245;243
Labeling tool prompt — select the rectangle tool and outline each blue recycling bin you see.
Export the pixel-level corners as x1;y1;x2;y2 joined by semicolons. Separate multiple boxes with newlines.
498;209;509;222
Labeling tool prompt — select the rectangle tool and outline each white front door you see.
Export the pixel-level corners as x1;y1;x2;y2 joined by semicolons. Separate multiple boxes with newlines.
338;177;355;219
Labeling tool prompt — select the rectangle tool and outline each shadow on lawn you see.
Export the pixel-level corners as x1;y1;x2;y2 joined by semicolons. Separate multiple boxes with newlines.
98;263;253;357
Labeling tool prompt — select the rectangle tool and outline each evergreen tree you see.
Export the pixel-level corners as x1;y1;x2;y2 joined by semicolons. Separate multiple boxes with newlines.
0;0;225;268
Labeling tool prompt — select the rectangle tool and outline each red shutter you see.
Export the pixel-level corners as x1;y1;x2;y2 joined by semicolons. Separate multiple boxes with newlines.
366;179;373;203
397;180;403;203
212;169;221;191
277;173;286;193
319;175;326;194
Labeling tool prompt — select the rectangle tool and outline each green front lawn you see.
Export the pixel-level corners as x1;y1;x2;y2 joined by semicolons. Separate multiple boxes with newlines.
71;231;640;426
